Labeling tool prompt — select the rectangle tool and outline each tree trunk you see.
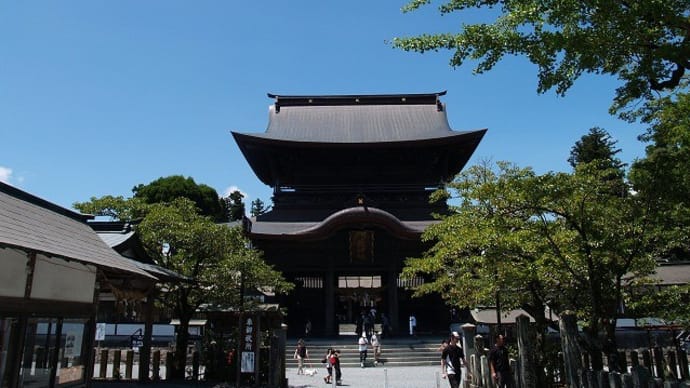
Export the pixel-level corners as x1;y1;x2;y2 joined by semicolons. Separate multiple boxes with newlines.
173;316;191;379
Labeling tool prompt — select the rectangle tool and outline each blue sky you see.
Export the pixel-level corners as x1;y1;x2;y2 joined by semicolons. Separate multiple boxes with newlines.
0;1;646;211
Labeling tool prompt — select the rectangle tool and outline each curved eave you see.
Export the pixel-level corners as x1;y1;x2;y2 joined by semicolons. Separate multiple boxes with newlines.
232;129;487;187
247;206;437;242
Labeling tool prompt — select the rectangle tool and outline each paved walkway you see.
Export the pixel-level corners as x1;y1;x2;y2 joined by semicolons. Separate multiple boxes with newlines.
286;365;450;388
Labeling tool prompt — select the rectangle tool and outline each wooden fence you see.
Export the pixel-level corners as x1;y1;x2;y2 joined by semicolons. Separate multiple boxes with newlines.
91;348;189;381
459;314;690;388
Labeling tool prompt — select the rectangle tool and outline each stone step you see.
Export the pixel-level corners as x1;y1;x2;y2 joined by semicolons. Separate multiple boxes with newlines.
287;338;442;368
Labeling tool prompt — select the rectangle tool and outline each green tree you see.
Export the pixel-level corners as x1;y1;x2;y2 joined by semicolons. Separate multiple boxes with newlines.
568;127;624;171
225;190;245;221
73;195;148;221
132;175;227;221
569;127;627;196
630;92;690;261
136;198;292;377
404;161;657;371
393;0;690;115
250;198;269;217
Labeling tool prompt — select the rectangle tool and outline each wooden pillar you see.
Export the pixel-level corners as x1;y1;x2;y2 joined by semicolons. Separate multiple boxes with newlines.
325;268;335;335
125;350;134;379
559;311;583;388
99;349;108;378
48;318;63;388
139;289;156;382
387;270;399;336
151;350;160;381
112;350;121;379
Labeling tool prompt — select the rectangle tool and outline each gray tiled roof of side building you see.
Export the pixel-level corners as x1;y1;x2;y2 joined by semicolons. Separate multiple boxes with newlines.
0;181;154;279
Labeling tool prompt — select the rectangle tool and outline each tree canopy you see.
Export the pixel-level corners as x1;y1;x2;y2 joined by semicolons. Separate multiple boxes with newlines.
132;175;227;221
403;160;657;371
393;0;690;115
136;198;292;376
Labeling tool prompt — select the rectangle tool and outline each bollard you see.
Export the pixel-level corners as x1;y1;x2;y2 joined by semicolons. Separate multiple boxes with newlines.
125;350;134;379
112;350;121;379
99;348;108;378
436;370;440;388
384;368;388;388
152;350;161;380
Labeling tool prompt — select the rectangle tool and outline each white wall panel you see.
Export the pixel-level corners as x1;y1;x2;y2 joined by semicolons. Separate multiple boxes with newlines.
31;254;96;303
0;247;28;297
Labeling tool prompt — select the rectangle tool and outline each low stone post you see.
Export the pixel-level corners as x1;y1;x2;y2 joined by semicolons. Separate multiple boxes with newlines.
462;324;477;361
474;334;485;387
559;311;583;388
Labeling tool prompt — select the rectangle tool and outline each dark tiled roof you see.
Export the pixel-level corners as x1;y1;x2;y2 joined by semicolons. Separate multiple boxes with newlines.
96;230;191;282
0;182;154;279
248;206;438;239
237;103;478;143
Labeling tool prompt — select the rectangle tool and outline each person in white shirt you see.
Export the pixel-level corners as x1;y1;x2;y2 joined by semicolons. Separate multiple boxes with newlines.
358;333;369;368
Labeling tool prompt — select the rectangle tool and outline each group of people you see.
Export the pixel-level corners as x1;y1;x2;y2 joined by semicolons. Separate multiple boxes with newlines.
292;332;384;386
439;332;514;388
357;331;382;368
292;339;344;385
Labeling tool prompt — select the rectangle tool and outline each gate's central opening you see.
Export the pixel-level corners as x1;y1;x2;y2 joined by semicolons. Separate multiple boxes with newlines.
336;275;383;335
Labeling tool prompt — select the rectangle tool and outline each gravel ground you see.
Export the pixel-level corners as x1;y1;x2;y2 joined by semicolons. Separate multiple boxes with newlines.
287;365;455;388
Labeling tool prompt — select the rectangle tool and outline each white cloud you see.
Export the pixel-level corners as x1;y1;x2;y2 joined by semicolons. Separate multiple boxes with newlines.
0;166;12;184
222;185;249;200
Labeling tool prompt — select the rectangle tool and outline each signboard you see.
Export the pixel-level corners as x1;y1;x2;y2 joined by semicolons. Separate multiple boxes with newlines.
130;334;144;349
95;323;106;341
240;317;255;373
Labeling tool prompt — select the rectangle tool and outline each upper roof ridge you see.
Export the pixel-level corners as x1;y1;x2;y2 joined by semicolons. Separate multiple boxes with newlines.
267;91;447;110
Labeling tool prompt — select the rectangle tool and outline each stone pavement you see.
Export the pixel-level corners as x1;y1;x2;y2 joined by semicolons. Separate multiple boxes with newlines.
286;365;450;388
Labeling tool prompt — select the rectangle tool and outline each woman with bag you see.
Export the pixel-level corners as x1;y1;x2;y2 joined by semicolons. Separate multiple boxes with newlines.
293;338;309;375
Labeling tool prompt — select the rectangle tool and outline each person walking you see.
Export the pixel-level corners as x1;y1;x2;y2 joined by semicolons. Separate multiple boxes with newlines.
293;338;309;375
441;331;466;388
409;314;417;336
371;332;382;365
489;334;515;388
358;333;369;368
322;347;334;384
333;349;343;385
